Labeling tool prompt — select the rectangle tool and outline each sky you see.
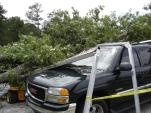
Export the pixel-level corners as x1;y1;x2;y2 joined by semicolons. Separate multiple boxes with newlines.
0;0;150;20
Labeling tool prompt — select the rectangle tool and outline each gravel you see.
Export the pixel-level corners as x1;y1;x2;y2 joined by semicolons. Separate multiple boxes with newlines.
0;101;151;113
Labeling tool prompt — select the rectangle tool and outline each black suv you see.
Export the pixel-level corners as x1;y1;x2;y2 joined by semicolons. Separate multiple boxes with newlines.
25;42;151;113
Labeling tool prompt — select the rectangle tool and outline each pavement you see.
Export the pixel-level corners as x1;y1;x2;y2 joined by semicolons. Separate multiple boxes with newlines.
0;101;151;113
125;103;151;113
0;102;34;113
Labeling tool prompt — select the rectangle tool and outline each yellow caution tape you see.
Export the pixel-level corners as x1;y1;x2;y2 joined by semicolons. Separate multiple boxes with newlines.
86;96;92;100
86;88;151;101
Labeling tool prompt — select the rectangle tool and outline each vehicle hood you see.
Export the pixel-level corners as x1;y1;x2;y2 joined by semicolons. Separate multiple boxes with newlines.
28;68;87;88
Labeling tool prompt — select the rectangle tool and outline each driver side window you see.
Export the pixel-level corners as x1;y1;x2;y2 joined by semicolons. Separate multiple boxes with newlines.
121;48;140;67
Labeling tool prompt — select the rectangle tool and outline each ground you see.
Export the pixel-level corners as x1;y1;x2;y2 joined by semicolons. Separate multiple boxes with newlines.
0;101;151;113
126;103;151;113
0;102;34;113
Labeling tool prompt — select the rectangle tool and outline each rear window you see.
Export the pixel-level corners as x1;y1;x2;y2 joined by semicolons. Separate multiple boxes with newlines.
138;47;151;66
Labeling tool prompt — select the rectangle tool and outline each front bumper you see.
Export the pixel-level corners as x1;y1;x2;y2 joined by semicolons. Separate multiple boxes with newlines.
26;94;76;113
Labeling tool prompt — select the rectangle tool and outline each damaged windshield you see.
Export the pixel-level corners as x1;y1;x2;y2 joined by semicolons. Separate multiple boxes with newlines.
70;46;121;71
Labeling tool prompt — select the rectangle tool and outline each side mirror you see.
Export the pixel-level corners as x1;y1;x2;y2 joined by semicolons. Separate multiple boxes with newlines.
119;62;132;71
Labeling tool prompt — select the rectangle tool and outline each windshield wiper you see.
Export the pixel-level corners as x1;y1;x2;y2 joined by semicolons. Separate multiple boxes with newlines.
96;68;105;72
75;65;91;68
66;64;91;68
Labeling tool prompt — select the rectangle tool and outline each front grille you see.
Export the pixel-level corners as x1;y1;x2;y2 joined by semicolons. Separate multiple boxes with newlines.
28;83;46;101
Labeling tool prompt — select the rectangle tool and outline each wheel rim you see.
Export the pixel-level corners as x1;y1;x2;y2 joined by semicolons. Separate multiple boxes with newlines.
90;104;104;113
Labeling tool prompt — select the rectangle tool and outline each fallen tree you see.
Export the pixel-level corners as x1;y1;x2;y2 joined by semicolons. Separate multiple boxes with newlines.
0;62;34;83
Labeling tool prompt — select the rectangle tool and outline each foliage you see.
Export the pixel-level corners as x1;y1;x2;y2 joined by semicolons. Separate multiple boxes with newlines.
43;8;123;53
7;69;25;87
117;11;151;42
7;69;18;85
0;16;41;45
0;35;72;67
6;17;24;43
21;23;41;37
0;17;40;45
44;9;96;53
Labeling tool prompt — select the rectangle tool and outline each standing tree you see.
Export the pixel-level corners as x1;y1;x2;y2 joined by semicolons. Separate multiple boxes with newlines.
6;16;24;43
0;3;7;45
21;23;40;37
144;2;151;12
26;3;43;29
0;3;6;18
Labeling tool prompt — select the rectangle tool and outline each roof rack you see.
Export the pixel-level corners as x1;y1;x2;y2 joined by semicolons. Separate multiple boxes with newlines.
132;42;139;45
132;40;151;45
139;40;151;44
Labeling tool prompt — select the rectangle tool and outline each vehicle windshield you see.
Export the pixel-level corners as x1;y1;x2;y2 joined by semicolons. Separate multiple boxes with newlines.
71;46;121;71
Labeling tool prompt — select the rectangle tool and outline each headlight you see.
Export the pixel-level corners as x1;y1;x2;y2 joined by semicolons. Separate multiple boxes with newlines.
48;88;69;96
47;88;69;104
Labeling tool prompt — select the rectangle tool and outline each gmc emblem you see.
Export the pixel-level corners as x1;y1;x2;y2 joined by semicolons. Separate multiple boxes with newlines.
29;87;37;94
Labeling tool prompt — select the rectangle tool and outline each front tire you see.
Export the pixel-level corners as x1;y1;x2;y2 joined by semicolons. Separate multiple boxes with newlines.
75;99;109;113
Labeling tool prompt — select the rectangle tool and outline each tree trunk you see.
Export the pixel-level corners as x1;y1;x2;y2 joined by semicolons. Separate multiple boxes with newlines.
0;62;32;83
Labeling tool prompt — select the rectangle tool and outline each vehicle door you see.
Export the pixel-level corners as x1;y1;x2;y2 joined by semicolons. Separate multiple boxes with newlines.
135;46;151;102
110;47;141;111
